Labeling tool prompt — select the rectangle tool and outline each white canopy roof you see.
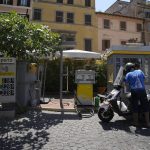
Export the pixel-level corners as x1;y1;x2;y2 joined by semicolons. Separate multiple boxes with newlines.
62;49;101;59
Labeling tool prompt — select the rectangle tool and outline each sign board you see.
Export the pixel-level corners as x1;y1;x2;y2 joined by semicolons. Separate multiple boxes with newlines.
0;58;16;103
75;70;95;84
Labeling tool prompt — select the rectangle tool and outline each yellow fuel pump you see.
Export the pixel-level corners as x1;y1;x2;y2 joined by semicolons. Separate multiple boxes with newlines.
75;70;95;116
77;83;93;105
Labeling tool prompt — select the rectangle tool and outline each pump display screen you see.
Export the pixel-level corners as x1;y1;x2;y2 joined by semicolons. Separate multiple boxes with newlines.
75;70;95;84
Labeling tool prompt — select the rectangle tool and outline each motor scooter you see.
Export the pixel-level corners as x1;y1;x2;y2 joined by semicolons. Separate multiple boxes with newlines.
97;66;150;122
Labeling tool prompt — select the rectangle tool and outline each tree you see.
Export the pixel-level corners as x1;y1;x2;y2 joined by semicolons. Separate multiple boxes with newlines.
0;12;62;61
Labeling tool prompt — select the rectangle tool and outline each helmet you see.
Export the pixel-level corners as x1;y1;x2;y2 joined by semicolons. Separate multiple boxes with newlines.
125;62;135;73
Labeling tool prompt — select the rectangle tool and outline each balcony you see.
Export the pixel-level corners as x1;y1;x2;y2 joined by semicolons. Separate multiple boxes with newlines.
61;41;76;47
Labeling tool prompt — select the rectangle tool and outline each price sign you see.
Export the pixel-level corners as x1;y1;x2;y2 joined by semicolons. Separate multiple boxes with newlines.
75;70;95;84
0;58;16;103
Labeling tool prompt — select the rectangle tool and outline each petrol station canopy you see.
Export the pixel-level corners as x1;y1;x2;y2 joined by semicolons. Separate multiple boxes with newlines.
59;49;101;103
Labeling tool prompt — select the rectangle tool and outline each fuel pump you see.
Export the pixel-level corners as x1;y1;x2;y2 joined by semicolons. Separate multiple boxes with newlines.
74;70;95;116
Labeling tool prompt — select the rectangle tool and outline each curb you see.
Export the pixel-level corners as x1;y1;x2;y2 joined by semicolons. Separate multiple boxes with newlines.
39;107;76;112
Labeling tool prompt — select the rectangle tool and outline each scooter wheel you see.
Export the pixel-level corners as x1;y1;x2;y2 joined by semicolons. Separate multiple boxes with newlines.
98;107;114;122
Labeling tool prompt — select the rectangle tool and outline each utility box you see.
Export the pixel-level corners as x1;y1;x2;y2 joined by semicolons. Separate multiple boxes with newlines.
75;70;95;106
0;58;16;118
16;62;38;107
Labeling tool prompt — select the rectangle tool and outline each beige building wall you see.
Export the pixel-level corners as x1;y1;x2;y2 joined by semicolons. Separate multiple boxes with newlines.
97;13;143;52
105;0;150;46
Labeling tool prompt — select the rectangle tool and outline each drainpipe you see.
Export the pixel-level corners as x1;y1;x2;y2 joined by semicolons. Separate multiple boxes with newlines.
142;19;146;46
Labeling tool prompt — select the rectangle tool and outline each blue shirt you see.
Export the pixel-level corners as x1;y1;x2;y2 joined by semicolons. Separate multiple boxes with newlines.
125;70;145;91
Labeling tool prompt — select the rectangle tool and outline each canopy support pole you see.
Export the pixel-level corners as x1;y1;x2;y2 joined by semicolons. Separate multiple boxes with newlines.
60;50;63;108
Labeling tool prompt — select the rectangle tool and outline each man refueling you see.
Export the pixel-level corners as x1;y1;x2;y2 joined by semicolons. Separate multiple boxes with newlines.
125;62;150;127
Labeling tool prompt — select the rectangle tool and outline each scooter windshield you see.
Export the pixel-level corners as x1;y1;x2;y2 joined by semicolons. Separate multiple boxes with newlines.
108;89;120;100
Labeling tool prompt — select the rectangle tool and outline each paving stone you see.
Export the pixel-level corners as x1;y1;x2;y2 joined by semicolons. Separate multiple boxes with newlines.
0;110;150;150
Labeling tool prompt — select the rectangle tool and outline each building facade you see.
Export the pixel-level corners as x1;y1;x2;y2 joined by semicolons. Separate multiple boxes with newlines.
96;12;143;52
105;0;150;45
32;0;98;51
0;0;32;20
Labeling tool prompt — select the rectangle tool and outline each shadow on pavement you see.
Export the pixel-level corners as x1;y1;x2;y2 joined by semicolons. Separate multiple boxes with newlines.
0;110;80;150
99;119;150;136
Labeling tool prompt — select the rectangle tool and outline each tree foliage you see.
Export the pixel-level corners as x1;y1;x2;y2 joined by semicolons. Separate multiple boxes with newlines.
0;12;62;61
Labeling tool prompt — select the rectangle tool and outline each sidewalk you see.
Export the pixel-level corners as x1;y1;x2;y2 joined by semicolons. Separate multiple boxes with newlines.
39;97;76;112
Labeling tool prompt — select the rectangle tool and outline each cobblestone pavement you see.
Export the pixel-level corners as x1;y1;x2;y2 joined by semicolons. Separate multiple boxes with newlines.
0;110;150;150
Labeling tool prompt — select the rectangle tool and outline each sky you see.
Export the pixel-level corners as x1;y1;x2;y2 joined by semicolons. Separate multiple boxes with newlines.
95;0;130;12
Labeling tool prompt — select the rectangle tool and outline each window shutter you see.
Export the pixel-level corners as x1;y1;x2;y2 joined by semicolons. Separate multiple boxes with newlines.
10;0;13;5
27;0;30;7
17;0;20;6
85;39;92;51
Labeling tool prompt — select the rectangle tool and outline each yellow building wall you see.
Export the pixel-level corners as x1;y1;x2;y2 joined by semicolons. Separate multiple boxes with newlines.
32;0;98;52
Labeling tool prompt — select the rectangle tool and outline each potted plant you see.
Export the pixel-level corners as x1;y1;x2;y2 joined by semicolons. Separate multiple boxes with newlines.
95;60;107;94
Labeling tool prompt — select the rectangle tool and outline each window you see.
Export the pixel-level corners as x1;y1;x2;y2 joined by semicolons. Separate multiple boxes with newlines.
145;12;150;18
85;0;91;7
61;33;75;42
120;21;126;31
0;0;13;5
121;41;126;45
85;39;92;51
57;0;63;3
102;40;110;51
66;35;75;41
123;58;142;66
67;0;73;4
85;15;91;25
56;11;63;22
65;47;74;50
53;30;75;40
67;12;74;24
104;19;110;29
33;9;41;21
59;32;76;49
137;23;142;32
17;0;30;7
